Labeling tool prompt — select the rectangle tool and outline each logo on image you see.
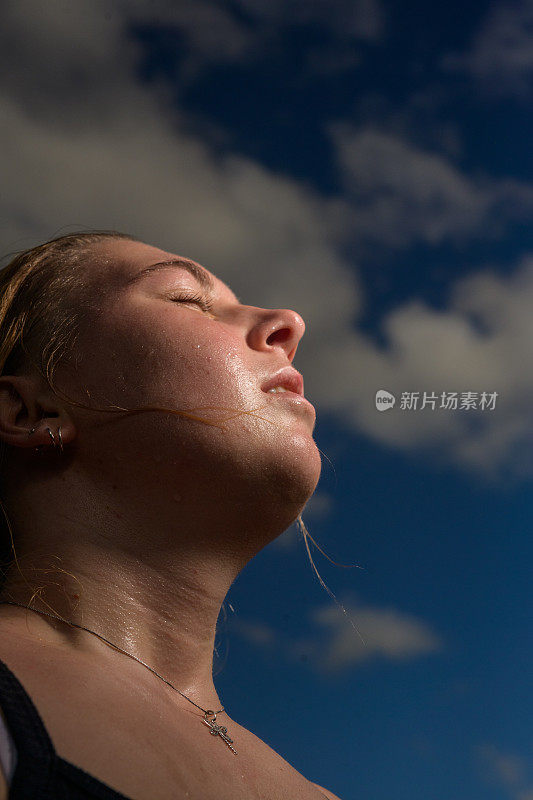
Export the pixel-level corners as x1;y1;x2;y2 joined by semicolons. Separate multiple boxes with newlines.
375;389;396;411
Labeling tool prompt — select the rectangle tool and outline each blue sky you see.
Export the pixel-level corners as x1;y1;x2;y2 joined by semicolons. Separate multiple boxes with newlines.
1;1;532;798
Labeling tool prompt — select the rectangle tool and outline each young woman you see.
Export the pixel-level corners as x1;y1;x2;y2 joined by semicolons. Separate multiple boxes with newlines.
0;232;341;799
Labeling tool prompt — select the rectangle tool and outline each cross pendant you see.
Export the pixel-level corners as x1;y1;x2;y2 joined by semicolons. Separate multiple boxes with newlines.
202;711;238;755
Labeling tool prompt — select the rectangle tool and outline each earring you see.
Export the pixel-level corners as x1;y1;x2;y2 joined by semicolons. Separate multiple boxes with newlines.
28;426;64;455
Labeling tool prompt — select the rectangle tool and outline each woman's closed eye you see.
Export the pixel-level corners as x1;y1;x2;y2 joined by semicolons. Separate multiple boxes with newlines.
170;291;215;314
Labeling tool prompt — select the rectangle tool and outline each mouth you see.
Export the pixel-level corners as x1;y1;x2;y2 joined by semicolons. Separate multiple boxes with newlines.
261;367;304;396
260;367;316;419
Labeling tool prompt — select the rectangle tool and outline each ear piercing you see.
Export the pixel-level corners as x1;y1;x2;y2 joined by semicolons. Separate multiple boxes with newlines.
27;426;64;454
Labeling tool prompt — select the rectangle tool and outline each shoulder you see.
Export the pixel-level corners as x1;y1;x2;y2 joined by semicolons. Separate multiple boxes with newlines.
310;780;344;800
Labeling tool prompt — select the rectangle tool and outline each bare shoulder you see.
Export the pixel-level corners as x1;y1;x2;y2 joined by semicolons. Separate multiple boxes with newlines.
310;781;345;800
0;615;345;800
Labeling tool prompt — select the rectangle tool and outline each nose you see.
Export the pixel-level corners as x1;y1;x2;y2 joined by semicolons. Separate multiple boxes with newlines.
247;307;306;362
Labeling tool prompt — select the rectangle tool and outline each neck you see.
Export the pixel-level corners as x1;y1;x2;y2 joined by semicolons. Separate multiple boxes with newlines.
1;450;304;716
0;539;235;714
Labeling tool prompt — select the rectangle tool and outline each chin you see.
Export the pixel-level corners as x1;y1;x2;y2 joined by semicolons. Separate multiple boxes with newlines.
264;431;322;513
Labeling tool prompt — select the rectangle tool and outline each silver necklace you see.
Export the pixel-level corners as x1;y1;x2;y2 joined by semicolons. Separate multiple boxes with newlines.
0;599;237;754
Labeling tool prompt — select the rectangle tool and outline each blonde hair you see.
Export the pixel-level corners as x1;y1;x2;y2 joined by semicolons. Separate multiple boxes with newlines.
0;230;363;642
0;230;134;563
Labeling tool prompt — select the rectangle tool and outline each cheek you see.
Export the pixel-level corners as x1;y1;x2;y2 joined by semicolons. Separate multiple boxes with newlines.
108;317;253;409
72;310;320;494
72;303;257;417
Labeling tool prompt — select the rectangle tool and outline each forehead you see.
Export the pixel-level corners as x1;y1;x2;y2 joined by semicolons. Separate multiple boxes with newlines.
94;238;235;300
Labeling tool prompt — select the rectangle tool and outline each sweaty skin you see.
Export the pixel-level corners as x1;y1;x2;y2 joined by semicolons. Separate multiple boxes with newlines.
0;238;322;740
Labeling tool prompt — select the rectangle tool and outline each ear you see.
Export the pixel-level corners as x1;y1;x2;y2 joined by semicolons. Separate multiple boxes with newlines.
0;374;76;451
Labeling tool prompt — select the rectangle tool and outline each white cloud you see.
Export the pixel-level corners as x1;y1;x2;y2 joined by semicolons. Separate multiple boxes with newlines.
228;618;278;648
329;124;533;248
293;595;444;674
119;0;384;86
443;0;533;98
231;594;444;675
298;254;533;480
0;1;361;323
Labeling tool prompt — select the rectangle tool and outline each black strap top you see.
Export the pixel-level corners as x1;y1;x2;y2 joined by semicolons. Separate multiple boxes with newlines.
0;657;135;800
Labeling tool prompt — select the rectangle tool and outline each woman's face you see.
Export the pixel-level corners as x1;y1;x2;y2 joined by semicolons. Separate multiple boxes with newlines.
62;238;321;544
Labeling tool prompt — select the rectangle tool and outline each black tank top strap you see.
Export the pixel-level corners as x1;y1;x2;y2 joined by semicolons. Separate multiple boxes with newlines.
0;656;136;799
0;656;55;798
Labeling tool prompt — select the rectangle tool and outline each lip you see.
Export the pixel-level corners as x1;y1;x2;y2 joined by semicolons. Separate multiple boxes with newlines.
264;391;316;419
261;367;305;396
260;367;315;417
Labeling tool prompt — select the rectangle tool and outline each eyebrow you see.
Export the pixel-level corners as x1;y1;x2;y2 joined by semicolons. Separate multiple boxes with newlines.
126;259;216;293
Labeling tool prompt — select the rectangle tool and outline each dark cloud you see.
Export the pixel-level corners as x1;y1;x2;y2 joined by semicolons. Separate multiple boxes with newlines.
443;0;533;98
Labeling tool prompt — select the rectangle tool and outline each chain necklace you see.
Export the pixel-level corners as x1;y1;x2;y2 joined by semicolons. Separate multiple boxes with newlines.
0;599;237;754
